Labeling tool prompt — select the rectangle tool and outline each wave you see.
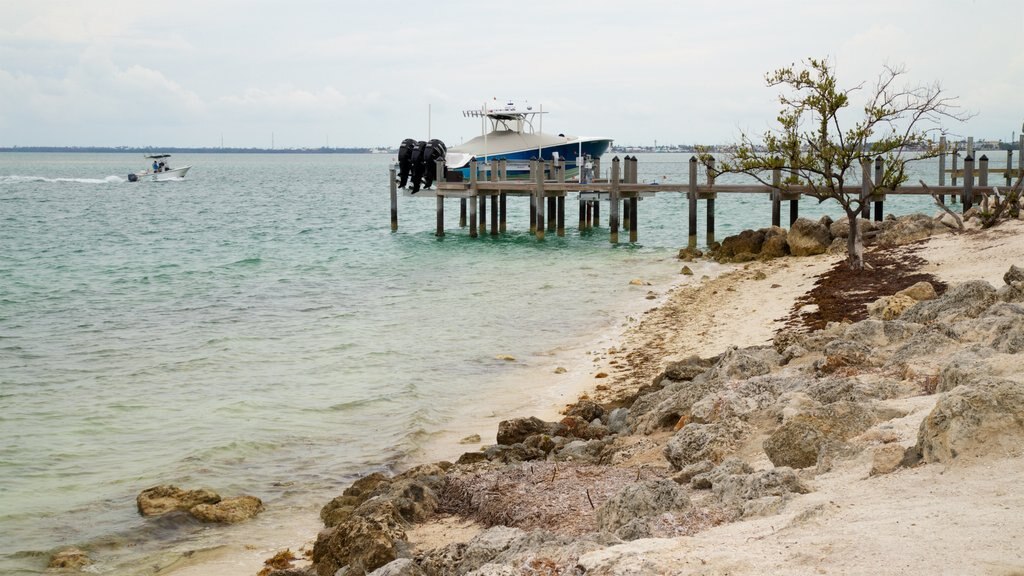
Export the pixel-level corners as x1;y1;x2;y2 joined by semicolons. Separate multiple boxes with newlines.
2;174;126;184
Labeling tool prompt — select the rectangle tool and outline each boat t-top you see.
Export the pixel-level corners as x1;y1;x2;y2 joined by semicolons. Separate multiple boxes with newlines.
127;154;192;182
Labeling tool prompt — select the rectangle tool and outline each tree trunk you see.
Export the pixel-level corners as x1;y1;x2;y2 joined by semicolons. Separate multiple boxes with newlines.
846;210;864;270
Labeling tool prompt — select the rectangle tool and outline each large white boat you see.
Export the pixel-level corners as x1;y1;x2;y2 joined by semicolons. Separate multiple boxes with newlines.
396;100;612;192
127;154;191;182
447;100;612;178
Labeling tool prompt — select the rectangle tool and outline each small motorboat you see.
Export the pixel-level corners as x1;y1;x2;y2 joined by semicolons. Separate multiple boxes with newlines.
128;154;191;182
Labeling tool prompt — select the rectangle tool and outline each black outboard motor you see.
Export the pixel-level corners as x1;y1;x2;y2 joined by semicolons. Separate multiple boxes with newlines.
127;173;138;182
397;138;416;188
409;140;427;194
421;139;447;189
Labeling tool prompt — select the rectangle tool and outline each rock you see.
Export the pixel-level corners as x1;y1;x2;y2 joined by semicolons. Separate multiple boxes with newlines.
664;420;748;470
815;339;874;374
870;444;906;476
657;354;714;383
553;366;567;374
496;417;555;445
786;217;832;256
843;318;889;347
456;451;488;465
671;459;715;485
867;294;917;320
368;558;426;576
606;408;630;435
716;229;767;261
762;418;828;469
680;265;693;275
891;325;958;364
901;280;999;324
896;281;938;301
937;348;996;393
494;354;515;362
595;479;691;540
190;495;264;523
917;380;1024;464
137;485;220;517
712;468;810;517
321;472;390;527
1004;264;1024;285
460;434;482;444
312;501;407;576
760;230;790;259
48;547;91;570
690;457;754;490
875;213;945;247
566;400;606;423
764;401;877;469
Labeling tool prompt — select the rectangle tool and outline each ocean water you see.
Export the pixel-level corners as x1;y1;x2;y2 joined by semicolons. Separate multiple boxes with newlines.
0;151;997;574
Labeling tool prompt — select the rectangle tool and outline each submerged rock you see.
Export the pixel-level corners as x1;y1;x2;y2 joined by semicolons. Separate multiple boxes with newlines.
190;495;264;523
136;485;220;517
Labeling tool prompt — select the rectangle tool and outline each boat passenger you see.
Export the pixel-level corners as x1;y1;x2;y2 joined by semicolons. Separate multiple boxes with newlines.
152;160;159;172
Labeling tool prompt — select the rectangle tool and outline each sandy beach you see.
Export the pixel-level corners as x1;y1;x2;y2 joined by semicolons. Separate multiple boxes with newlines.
165;217;1024;576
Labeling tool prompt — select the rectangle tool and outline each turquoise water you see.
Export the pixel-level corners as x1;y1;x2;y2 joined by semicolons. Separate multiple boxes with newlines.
0;151;991;573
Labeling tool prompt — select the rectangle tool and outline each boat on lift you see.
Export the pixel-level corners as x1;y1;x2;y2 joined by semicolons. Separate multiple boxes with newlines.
127;154;191;182
395;100;612;192
445;100;612;179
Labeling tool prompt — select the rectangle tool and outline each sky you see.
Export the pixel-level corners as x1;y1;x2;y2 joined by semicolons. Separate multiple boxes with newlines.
1;0;1022;149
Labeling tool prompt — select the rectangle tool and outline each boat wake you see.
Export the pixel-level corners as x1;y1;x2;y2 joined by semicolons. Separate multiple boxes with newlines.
3;175;126;184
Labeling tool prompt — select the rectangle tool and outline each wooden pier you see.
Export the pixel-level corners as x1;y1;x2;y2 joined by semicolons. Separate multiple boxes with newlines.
389;134;1023;246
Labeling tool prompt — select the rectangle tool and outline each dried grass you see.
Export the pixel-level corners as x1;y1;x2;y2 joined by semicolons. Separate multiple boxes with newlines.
438;462;671;535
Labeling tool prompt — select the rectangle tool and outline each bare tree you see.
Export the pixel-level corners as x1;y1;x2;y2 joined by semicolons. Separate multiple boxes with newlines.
716;58;970;269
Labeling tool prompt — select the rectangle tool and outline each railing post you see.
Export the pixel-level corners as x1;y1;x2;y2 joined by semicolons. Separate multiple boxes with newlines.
687;156;698;249
535;159;546;240
873;156;884;221
609;157;620;244
963;155;974;212
529;160;537;234
706;156;715;246
469;158;478;238
1006;149;1013;187
861;157;872;217
979;154;989;212
938;136;946;204
771;166;781;227
389;166;399;231
557;159;566;237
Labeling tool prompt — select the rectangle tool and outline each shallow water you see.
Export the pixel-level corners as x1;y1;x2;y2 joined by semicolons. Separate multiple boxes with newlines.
0;151;992;573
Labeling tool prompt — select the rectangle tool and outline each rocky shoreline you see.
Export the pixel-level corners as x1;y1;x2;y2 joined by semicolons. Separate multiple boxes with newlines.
53;212;1024;575
272;213;1024;575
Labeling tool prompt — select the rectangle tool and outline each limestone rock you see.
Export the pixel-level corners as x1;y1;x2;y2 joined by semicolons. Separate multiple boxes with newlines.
786;217;831;256
1004;264;1024;285
917;380;1024;464
595;479;691;540
496;417;555;445
712;467;810;517
901;280;998;324
48;547;91;570
870;444;906;476
566;400;605;423
137;485;220;517
867;294;917;320
190;495;264;523
368;558;426;576
312;501;407;576
896;281;938;301
657;354;714;383
664;420;748;470
321;472;390;527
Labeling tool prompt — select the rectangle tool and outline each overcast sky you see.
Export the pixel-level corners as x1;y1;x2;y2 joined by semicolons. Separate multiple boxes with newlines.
1;0;1021;148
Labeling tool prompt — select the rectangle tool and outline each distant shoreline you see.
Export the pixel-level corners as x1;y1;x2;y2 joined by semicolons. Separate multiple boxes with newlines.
0;147;389;154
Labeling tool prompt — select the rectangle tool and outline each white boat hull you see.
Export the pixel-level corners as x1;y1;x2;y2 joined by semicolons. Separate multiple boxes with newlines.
132;165;191;182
